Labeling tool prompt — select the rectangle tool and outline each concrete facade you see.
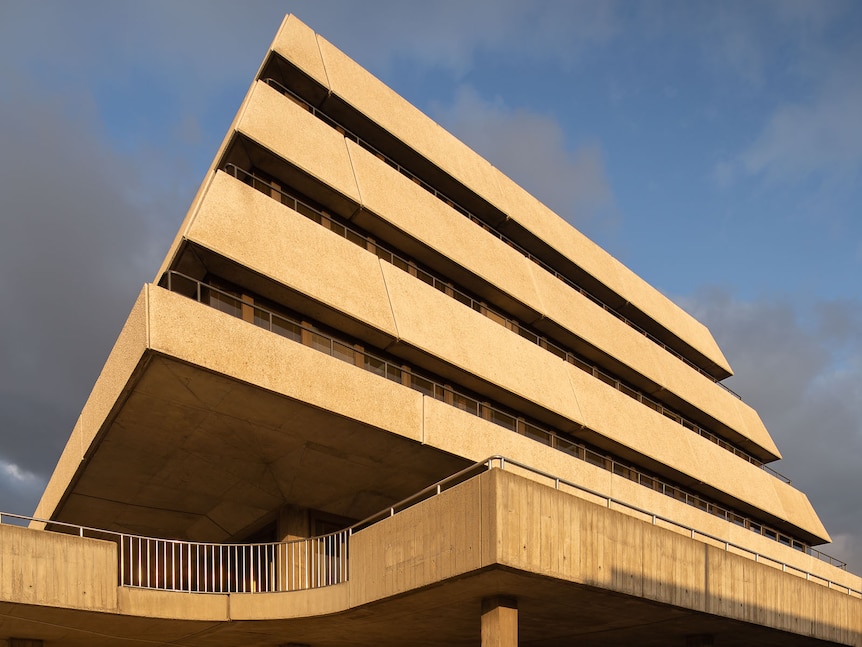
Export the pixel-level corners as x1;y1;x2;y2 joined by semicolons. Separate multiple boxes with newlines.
3;14;859;647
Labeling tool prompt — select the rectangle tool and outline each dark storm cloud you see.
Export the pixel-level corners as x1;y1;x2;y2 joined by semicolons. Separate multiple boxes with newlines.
0;80;168;510
0;1;299;515
687;289;862;573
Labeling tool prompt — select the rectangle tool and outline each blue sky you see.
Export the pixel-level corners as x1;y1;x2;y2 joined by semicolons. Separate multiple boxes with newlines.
0;1;860;572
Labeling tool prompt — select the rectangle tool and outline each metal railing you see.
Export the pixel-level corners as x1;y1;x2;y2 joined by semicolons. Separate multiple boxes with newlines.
163;272;807;555
261;76;741;398
121;531;347;592
222;162;775;477
0;512;346;594
0;457;854;597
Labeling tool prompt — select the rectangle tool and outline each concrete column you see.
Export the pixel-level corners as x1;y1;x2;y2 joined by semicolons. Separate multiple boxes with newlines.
276;505;310;592
277;504;309;542
481;596;518;647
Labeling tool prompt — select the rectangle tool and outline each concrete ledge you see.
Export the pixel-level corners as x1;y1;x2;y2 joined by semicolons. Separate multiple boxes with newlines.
187;170;400;344
300;16;733;378
237;81;361;207
348;468;860;643
147;286;424;445
229;582;349;620
270;14;329;91
317;32;504;212
420;397;846;586
118;587;228;621
5;470;861;645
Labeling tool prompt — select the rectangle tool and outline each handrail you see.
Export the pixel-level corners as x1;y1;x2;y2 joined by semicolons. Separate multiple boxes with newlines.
0;512;346;594
350;458;848;578
221;162;771;474
162;271;807;556
261;76;741;398
1;458;854;596
349;460;492;533
479;457;851;574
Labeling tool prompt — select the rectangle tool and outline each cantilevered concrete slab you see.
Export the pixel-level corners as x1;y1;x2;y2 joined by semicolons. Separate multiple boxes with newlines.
7;470;862;646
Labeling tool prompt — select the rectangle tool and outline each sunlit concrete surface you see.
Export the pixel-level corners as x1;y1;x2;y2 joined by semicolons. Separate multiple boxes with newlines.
5;13;859;647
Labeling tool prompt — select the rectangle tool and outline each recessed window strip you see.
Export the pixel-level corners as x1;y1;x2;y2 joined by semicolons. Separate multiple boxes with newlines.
260;76;740;396
160;269;807;554
222;163;784;480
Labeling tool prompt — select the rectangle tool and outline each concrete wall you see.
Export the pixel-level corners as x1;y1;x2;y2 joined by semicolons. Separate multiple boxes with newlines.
34;278;831;558
502;467;859;644
0;524;117;612
225;90;777;460
420;397;850;589
295;15;732;377
350;469;861;644
7;470;861;645
349;475;489;605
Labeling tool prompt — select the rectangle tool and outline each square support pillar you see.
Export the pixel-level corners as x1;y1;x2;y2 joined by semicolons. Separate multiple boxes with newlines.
482;596;518;647
277;504;309;541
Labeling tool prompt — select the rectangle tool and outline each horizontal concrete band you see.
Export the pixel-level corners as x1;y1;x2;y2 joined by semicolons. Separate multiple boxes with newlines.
226;86;777;460
178;175;816;538
270;14;733;378
36;285;830;558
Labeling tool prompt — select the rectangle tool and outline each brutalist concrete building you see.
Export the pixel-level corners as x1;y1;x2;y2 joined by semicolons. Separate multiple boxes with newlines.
2;15;860;647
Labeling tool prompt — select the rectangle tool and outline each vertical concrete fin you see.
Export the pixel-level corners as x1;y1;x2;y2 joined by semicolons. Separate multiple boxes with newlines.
377;258;402;345
344;136;365;216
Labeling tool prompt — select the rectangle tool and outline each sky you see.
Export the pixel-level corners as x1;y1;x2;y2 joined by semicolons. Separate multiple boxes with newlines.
0;1;859;573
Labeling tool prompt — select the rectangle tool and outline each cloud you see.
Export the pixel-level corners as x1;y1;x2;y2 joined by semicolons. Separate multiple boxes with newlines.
706;7;862;187
685;288;862;573
739;77;862;183
0;72;180;514
293;0;621;74
434;86;617;233
0;456;43;520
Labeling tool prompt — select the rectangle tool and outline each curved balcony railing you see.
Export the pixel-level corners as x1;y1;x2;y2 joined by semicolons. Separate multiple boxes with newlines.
119;531;347;593
0;513;347;594
0;457;856;598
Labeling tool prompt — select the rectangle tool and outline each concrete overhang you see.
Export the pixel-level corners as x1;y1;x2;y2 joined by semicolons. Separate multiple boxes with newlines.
34;285;469;542
8;470;862;646
35;278;830;548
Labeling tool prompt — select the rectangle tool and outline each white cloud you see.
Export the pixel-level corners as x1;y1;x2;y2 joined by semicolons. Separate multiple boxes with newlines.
2;460;39;486
740;78;862;182
434;86;617;232
706;9;862;188
0;456;44;516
